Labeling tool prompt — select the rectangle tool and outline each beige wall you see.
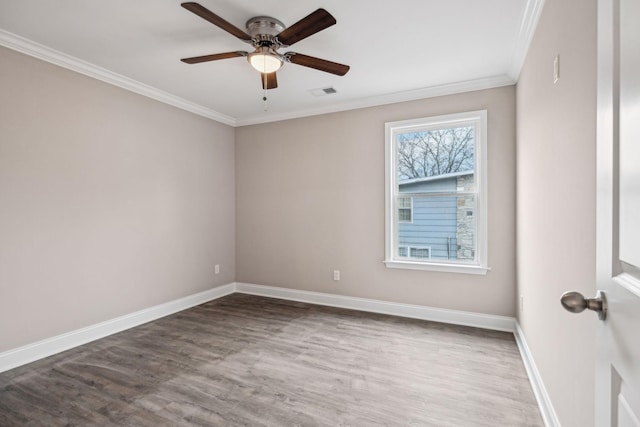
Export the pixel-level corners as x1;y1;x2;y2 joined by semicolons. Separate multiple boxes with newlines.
516;0;597;425
236;86;517;316
0;46;236;352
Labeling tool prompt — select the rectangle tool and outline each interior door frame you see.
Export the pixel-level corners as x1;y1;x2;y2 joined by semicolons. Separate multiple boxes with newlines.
595;0;617;422
595;0;640;423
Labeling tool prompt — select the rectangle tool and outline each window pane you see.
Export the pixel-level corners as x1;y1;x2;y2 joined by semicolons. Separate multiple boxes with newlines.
398;197;411;208
399;208;411;222
398;197;412;222
397;194;476;262
410;247;431;258
396;126;475;193
394;124;477;263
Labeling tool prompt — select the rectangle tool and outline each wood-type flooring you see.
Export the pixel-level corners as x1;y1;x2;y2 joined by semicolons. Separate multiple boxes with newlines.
0;293;543;426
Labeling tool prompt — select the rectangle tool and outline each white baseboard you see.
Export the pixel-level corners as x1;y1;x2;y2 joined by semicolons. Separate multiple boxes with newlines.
235;282;516;332
514;322;560;427
0;283;235;373
1;280;554;427
0;281;517;374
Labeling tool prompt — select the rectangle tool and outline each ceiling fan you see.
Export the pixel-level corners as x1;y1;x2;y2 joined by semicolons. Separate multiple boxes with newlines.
180;2;350;90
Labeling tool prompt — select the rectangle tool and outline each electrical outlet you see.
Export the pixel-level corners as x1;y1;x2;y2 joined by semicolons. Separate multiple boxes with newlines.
333;270;340;281
553;55;560;83
215;264;220;275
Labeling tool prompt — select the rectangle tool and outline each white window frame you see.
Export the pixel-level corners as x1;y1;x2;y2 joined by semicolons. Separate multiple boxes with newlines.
384;110;489;275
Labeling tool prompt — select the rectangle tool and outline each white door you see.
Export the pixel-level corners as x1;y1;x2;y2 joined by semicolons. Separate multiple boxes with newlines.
595;0;640;424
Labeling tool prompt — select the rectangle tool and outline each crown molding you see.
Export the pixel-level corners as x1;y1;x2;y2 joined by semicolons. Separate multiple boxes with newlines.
236;74;515;126
1;4;543;130
509;0;546;80
0;29;236;127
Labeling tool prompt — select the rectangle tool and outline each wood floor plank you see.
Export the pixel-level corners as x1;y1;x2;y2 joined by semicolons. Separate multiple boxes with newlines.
0;293;543;426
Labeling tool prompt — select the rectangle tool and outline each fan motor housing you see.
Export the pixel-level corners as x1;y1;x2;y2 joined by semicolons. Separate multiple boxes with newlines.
245;16;286;38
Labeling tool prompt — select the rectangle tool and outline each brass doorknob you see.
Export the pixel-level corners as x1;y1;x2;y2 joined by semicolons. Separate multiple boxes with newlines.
560;290;607;320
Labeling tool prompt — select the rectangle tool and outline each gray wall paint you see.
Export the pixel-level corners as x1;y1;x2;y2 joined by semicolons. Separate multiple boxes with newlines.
516;0;597;425
0;46;236;352
236;86;516;316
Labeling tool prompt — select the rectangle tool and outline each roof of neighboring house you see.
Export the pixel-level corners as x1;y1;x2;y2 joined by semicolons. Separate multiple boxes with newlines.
398;170;473;186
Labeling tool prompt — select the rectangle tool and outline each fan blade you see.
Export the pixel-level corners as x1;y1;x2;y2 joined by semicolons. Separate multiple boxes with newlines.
286;53;350;76
181;51;247;64
261;72;278;90
276;9;336;46
181;2;252;41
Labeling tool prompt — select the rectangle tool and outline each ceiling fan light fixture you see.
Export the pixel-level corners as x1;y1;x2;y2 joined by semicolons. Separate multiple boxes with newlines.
180;4;350;91
248;49;282;73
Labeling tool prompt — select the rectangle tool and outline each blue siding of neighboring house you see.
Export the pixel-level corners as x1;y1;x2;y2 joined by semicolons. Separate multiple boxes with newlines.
398;176;457;259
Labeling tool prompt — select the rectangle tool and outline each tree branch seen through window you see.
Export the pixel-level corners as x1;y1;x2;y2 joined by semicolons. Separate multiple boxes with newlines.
397;127;475;179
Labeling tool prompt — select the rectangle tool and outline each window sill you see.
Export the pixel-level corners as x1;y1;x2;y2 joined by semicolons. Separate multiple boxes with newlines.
383;260;490;275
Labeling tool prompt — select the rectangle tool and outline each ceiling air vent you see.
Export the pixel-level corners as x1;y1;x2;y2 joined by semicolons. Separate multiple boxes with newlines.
310;87;338;97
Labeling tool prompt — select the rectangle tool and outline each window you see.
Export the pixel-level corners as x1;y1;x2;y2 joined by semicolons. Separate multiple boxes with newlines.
384;110;488;274
398;197;412;223
398;245;431;259
409;246;431;259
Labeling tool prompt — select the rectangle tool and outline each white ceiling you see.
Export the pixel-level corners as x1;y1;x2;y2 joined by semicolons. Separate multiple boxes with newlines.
0;0;542;126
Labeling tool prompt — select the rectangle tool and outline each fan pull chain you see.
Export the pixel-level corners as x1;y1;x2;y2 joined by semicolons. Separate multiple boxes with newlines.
262;71;268;111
